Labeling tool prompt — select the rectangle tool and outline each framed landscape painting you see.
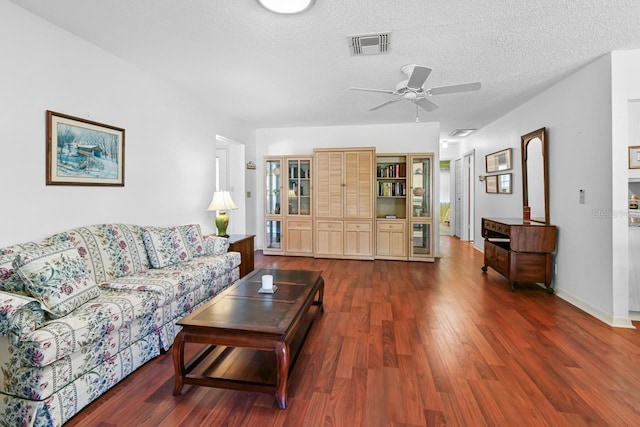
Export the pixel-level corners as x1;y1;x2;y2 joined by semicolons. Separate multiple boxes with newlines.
46;110;125;186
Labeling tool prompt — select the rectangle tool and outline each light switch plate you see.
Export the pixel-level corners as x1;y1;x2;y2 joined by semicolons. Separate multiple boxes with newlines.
579;189;585;204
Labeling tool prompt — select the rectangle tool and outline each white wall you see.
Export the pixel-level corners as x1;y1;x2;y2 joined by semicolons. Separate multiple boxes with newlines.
629;101;640;184
611;50;640;324
0;0;252;246
254;123;440;252
460;52;640;326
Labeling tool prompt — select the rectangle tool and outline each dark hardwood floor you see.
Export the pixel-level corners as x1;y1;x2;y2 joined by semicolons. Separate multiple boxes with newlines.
66;237;640;426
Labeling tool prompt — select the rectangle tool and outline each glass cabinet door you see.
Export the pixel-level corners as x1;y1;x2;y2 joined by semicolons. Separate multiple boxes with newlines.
410;222;431;257
265;158;282;215
287;158;311;216
410;156;431;219
265;220;282;250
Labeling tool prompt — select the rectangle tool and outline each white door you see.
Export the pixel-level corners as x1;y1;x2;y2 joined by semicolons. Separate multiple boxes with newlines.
454;158;462;238
461;151;475;242
215;147;229;192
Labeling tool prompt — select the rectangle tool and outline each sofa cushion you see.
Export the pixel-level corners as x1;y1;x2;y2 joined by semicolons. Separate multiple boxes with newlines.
0;254;25;294
0;241;61;294
204;235;230;256
16;289;157;368
2;329;160;402
101;268;201;306
47;224;151;284
0;242;42;256
13;243;101;318
142;226;192;268
177;224;206;257
0;291;46;336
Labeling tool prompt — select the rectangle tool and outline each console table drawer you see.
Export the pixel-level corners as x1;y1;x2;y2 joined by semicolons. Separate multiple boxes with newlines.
483;219;510;236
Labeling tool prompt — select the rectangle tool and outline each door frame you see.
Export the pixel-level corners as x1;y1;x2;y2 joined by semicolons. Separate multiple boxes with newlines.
460;149;475;242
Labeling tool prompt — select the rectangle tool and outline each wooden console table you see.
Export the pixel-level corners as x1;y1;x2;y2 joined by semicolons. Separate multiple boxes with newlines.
227;234;255;279
481;217;557;292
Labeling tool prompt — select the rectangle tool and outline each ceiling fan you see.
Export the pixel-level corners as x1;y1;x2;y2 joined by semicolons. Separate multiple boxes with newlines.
350;64;481;122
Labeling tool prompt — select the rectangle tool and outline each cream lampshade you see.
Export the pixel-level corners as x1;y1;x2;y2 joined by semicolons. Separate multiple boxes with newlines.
207;191;238;237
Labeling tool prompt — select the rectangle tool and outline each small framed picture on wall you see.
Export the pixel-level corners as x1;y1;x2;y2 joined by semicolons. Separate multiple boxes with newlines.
485;175;498;193
630;146;640;169
485;148;512;173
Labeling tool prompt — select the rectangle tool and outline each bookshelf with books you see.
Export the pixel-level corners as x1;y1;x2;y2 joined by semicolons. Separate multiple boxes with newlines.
376;155;408;260
375;153;434;261
376;155;408;220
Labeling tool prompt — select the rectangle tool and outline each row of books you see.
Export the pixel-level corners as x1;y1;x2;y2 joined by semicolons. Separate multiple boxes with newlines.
378;181;406;197
377;163;406;178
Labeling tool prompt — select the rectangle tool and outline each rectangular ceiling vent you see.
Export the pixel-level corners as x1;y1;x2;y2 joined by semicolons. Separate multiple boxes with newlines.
449;129;477;138
348;33;390;56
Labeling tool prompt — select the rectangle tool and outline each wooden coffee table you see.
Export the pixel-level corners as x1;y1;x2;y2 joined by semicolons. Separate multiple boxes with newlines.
172;269;324;409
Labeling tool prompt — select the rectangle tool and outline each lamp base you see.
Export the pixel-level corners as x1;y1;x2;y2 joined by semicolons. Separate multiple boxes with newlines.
215;211;230;237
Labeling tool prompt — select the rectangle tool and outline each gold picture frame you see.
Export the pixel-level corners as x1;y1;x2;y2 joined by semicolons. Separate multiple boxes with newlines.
46;110;125;186
486;148;513;173
485;175;498;193
629;146;640;169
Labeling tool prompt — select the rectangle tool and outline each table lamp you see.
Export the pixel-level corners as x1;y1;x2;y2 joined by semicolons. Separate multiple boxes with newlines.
207;190;237;237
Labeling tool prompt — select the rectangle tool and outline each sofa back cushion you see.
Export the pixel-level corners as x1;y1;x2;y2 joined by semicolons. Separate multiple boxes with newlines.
204;235;230;256
0;254;26;293
142;226;192;268
0;242;61;294
47;224;150;283
177;224;206;258
14;243;101;318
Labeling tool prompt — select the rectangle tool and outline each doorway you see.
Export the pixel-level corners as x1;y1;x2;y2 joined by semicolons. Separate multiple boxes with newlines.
215;135;246;235
453;151;474;241
439;160;451;236
454;159;462;238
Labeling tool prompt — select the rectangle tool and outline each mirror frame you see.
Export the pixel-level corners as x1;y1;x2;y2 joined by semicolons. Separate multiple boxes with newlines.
521;127;549;225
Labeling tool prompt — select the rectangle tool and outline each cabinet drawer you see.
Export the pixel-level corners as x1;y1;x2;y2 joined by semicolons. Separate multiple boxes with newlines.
345;222;371;231
377;222;405;232
287;220;312;229
317;221;342;231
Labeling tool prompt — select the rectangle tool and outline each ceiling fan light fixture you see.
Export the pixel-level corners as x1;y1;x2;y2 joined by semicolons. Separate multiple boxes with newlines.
256;0;315;14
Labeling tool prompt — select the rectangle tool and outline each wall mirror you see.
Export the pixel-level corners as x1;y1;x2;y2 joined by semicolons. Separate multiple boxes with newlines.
521;127;549;224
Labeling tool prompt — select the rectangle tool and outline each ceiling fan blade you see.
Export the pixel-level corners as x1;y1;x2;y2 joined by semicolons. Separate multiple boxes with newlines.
350;87;396;94
428;82;481;96
368;98;402;111
416;98;439;112
406;66;432;89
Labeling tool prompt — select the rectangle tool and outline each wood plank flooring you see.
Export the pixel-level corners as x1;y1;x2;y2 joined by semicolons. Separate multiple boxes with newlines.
66;237;640;426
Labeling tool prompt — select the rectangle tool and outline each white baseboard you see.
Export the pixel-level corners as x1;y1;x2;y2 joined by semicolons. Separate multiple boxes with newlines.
555;289;636;329
630;311;640;321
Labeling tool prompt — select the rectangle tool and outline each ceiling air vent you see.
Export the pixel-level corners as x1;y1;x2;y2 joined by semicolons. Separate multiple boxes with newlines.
348;33;390;56
449;129;477;137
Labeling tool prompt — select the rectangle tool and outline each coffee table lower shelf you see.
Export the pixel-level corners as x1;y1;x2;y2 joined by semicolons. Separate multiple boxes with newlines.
172;269;324;409
172;304;321;408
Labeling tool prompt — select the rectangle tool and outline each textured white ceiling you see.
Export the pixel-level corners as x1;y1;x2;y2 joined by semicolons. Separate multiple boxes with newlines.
9;0;640;137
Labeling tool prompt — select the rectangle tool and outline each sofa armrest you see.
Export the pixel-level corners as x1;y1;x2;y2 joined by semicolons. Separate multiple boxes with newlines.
203;236;230;256
0;291;46;336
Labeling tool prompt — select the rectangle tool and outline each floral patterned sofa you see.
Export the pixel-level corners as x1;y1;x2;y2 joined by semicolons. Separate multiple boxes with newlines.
0;223;240;427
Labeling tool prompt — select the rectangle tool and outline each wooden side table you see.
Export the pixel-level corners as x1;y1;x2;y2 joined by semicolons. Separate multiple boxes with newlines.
226;234;255;278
